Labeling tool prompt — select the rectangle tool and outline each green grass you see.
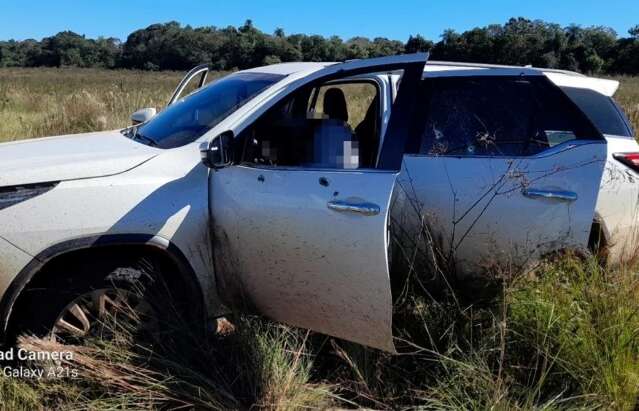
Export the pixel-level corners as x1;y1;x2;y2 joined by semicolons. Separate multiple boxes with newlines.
1;68;639;409
508;257;639;407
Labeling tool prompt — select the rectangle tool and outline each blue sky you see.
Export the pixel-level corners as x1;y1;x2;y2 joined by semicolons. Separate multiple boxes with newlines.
1;0;638;42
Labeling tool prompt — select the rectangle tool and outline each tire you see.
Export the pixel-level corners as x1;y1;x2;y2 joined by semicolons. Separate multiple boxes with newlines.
8;253;182;342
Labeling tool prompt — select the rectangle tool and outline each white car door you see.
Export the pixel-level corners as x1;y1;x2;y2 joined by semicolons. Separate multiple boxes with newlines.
168;64;212;105
394;73;607;277
209;54;427;352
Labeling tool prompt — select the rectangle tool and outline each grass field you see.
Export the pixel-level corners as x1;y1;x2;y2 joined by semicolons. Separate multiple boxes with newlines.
615;76;639;133
0;68;181;142
0;68;639;410
1;68;637;143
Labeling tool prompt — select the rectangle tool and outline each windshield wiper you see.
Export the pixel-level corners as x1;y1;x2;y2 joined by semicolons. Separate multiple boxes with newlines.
134;133;158;147
121;126;158;147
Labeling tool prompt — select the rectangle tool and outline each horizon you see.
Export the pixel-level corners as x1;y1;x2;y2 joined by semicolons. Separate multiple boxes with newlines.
1;0;638;42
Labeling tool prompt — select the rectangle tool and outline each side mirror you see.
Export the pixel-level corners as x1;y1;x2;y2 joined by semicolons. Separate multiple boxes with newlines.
200;131;234;169
131;108;157;125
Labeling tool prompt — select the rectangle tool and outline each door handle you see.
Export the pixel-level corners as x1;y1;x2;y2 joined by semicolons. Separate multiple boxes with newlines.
327;200;380;216
522;188;578;202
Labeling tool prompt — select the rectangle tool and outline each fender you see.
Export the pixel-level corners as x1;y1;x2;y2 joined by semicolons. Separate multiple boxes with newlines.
0;233;206;338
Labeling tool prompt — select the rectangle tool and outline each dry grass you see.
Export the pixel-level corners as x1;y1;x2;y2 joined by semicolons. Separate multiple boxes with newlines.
8;254;639;410
8;302;333;410
615;76;639;132
0;68;637;145
0;68;181;142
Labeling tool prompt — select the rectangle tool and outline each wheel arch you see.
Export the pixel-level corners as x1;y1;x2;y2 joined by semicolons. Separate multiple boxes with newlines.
588;213;610;259
0;234;206;340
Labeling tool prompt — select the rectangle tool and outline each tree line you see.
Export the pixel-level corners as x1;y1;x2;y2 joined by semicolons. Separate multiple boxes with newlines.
1;18;638;74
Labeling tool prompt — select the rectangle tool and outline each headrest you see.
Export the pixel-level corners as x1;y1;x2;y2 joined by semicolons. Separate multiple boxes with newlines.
323;88;349;123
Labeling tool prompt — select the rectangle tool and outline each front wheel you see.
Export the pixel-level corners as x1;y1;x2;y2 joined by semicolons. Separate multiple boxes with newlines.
8;255;182;344
50;287;158;342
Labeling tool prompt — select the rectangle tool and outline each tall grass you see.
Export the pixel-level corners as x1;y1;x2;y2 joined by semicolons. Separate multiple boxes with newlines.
0;68;181;142
320;255;639;409
3;68;635;143
11;310;333;410
616;76;639;133
509;257;639;406
0;68;639;409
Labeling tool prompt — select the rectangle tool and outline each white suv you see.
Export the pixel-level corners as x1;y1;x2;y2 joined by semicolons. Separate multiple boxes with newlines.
0;54;636;352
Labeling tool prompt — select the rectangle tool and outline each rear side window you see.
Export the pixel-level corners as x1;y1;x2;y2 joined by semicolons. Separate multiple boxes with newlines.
561;87;633;138
414;76;602;157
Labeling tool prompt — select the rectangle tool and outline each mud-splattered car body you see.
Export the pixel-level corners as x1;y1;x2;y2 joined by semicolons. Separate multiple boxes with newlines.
0;54;636;352
394;63;639;279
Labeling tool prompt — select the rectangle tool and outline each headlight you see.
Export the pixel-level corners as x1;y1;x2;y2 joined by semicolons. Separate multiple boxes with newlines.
0;183;58;211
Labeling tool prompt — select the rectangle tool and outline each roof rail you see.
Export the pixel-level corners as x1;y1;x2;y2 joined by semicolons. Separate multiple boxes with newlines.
426;60;585;77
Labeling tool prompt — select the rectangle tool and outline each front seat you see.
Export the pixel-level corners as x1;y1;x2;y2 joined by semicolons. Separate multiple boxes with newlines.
323;88;349;123
311;88;359;168
355;95;379;168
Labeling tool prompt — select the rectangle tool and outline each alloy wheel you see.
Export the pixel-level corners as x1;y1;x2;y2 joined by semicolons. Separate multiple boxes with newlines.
50;288;157;342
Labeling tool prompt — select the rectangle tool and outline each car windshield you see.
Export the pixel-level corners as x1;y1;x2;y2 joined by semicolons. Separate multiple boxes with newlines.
131;72;284;149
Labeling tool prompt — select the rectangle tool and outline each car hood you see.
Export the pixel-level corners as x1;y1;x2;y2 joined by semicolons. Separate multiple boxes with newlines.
0;130;159;187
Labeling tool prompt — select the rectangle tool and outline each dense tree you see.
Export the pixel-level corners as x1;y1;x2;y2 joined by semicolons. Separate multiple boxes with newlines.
405;35;433;54
4;31;122;68
610;27;639;75
0;19;637;74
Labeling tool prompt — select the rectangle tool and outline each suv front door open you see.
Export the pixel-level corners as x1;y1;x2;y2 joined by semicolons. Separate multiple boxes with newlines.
209;54;427;352
168;64;213;105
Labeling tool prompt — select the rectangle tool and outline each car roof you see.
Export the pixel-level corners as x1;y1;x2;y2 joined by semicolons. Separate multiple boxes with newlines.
425;60;585;76
241;62;335;75
243;58;620;97
424;60;619;97
247;59;587;78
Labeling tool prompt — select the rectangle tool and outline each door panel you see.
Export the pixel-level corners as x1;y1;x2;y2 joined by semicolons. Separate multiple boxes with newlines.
394;141;607;276
212;167;397;351
169;64;212;105
209;54;428;351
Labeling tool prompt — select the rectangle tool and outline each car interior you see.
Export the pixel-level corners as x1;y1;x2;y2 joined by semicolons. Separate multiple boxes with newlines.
239;79;381;169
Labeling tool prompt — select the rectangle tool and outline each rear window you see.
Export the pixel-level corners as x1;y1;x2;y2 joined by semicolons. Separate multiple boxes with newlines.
561;87;633;138
413;76;601;157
